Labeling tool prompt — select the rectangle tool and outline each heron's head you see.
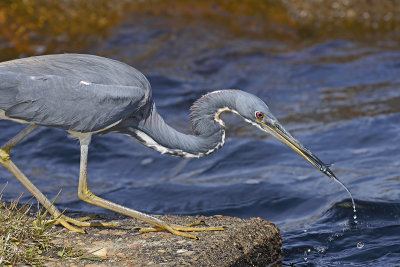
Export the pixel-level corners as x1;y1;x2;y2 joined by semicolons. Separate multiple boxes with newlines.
235;91;337;181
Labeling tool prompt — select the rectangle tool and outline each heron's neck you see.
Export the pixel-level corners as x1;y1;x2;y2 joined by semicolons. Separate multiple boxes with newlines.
128;90;239;158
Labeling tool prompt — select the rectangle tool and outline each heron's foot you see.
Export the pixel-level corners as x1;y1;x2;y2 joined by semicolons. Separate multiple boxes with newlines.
35;216;87;234
49;214;119;228
42;215;118;234
137;220;224;239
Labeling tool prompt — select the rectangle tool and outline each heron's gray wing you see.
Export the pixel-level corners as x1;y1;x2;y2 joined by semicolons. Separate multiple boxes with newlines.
0;71;146;132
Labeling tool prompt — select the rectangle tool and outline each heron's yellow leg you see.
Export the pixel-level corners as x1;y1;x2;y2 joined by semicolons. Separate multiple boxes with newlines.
0;125;116;232
77;135;223;239
0;149;84;233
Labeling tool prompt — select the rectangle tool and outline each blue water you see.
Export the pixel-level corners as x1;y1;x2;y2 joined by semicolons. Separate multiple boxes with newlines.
1;17;400;266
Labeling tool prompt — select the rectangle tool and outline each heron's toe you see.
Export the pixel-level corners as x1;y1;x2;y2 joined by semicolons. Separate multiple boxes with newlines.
48;215;118;228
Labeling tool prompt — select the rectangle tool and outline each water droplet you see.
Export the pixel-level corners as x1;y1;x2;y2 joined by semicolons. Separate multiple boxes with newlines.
329;172;357;219
315;246;327;254
245;179;260;184
353;213;358;224
357;242;364;249
141;158;154;165
303;249;311;262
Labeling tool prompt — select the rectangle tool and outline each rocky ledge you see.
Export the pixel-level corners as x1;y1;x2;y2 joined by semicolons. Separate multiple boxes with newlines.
49;214;282;266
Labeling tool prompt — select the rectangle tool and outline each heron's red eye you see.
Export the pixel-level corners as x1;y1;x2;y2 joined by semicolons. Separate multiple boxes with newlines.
256;112;264;119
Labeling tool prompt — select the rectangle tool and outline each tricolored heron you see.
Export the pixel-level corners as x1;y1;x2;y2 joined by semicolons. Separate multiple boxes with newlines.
0;54;344;239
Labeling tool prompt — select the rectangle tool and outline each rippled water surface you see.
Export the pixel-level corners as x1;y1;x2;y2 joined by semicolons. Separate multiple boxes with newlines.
1;4;400;266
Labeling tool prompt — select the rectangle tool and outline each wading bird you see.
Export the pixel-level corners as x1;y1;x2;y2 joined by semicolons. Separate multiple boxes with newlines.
0;54;340;239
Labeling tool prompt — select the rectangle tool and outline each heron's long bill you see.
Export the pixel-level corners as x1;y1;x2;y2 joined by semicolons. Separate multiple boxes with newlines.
261;120;357;213
261;120;336;180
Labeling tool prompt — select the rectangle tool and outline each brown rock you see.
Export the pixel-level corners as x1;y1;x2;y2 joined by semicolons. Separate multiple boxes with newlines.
44;214;282;266
92;247;108;258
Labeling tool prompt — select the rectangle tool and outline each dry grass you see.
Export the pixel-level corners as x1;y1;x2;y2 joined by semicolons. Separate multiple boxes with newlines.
0;185;81;266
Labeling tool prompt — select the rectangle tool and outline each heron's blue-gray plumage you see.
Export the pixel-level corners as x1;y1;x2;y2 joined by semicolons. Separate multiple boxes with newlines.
0;54;150;132
0;54;272;158
114;90;273;157
190;90;276;130
0;54;150;87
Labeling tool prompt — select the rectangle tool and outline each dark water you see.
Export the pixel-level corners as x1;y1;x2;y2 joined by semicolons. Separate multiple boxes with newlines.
1;12;400;266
